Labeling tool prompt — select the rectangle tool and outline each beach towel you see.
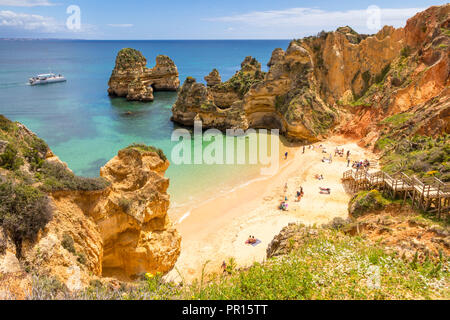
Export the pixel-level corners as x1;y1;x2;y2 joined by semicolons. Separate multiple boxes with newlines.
251;239;261;247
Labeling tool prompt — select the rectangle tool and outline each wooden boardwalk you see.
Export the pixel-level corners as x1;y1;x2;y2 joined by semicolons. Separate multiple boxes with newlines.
342;169;450;219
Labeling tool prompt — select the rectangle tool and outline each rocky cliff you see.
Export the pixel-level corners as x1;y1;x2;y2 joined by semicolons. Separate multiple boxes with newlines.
0;117;180;296
171;56;266;130
108;48;180;102
337;5;449;147
171;4;449;143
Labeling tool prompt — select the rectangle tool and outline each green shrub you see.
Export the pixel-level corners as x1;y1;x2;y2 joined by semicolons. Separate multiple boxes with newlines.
38;161;110;192
61;233;76;255
380;135;449;181
126;143;167;161
0;144;23;171
380;113;413;127
24;140;47;171
118;197;132;213
76;252;87;265
349;190;390;218
0;115;13;132
400;46;411;58
0;181;52;256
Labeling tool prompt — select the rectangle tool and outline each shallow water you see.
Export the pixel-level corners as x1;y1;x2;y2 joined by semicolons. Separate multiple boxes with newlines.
0;39;290;205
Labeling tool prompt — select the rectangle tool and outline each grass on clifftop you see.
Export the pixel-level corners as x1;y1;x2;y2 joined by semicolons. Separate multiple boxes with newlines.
36;161;110;193
115;48;146;69
25;226;449;300
125;143;167;161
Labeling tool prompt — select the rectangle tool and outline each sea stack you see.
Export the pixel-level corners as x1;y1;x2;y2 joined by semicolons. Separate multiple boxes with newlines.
107;48;180;102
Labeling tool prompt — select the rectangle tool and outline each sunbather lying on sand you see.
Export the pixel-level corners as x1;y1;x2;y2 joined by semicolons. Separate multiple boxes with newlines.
319;187;331;194
315;174;324;180
246;236;257;245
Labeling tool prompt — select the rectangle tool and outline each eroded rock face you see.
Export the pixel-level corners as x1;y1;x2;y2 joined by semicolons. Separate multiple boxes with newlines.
97;148;181;280
336;4;450;147
50;146;182;282
171;56;266;130
204;69;221;87
0;142;181;294
108;48;180;102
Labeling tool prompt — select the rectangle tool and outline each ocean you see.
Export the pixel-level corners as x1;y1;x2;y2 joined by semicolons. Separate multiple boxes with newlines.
0;39;290;206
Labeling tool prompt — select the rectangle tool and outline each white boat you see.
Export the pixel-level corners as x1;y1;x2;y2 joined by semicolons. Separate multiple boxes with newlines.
29;73;66;86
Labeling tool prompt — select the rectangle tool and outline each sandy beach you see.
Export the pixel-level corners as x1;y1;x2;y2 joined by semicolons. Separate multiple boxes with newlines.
167;136;378;283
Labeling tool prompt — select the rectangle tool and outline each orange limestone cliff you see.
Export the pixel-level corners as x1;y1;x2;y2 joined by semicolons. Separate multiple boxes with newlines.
96;146;181;279
0;141;181;295
171;4;449;144
49;145;182;282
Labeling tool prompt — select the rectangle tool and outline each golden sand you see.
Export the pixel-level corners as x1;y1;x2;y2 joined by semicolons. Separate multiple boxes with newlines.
166;136;378;283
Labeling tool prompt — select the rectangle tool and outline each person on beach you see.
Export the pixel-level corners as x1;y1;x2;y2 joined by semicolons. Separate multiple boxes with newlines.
285;151;288;160
347;150;351;160
246;236;257;245
303;146;306;154
347;158;351;167
296;187;304;202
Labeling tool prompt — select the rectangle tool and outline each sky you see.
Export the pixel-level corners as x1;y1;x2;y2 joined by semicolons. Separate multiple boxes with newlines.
0;0;447;39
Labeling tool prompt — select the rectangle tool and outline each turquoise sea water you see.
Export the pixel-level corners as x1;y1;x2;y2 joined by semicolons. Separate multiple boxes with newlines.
0;40;290;205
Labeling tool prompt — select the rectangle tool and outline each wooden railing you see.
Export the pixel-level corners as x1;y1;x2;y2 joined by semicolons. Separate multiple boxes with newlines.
342;169;449;218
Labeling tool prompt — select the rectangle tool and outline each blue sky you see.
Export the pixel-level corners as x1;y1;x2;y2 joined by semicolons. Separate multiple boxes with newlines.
0;0;447;39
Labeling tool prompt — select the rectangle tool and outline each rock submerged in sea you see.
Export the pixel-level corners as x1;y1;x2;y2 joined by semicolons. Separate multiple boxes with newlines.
107;48;180;102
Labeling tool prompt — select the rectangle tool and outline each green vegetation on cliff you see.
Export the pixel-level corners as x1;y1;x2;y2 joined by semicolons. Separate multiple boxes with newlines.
377;134;450;182
27;225;449;300
0;181;52;257
115;48;146;69
349;190;392;218
0;115;109;256
125;143;167;161
216;69;266;97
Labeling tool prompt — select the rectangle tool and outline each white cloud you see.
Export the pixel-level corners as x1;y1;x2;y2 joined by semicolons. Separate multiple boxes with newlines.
107;24;133;28
0;10;62;32
0;0;56;7
205;7;425;33
0;10;96;35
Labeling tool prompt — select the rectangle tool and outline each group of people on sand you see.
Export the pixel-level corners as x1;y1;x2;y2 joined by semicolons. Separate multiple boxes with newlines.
353;159;371;171
334;147;345;157
280;185;305;210
322;154;333;163
280;200;289;211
